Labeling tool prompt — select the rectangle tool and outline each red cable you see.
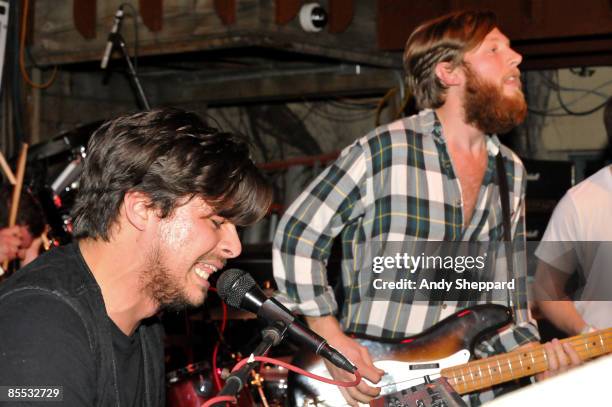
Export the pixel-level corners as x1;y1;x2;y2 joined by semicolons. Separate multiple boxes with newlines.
231;355;362;387
201;395;237;407
211;343;222;391
208;286;226;391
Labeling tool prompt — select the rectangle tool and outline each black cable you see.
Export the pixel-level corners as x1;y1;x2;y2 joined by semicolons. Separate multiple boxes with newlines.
536;71;611;101
554;71;610;116
529;71;611;116
527;108;584;117
297;103;317;122
538;72;612;108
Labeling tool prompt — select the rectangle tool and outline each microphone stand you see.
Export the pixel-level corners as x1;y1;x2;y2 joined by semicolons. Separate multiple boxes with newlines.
210;322;288;406
105;32;151;110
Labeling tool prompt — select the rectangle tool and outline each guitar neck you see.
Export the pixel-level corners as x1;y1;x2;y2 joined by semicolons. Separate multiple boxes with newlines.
441;328;612;395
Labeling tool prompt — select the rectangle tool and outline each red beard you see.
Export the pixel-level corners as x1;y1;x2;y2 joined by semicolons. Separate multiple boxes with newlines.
463;66;527;135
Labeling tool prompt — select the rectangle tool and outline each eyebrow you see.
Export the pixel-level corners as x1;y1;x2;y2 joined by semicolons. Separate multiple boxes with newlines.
484;35;511;46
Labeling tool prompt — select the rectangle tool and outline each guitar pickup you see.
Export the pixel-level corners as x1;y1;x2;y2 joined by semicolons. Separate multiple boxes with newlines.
409;363;440;370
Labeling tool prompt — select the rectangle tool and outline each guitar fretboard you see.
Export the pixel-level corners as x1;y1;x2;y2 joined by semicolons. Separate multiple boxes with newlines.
441;328;612;394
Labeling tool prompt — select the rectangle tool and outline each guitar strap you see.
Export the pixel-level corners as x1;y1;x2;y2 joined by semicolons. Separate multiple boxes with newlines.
495;152;514;311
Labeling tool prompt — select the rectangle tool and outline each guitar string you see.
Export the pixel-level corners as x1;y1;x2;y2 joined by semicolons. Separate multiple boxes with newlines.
394;331;612;392
445;330;612;377
443;331;612;392
445;331;612;389
376;374;443;391
446;330;612;381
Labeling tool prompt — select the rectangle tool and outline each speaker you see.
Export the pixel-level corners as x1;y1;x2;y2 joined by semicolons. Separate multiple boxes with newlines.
522;159;574;241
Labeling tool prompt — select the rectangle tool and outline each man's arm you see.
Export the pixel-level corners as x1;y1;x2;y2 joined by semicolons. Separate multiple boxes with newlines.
273;140;368;315
533;187;590;336
273;141;384;405
0;291;96;405
534;261;588;336
305;315;385;405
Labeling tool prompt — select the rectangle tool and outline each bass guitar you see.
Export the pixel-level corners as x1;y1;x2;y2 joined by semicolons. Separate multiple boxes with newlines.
289;304;612;406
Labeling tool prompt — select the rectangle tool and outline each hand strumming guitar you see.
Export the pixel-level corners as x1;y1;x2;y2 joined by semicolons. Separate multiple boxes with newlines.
306;315;385;406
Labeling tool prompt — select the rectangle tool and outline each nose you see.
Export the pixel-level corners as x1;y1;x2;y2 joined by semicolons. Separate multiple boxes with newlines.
509;47;522;67
219;223;242;259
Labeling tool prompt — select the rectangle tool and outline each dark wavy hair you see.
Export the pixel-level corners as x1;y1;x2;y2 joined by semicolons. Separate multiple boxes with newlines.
71;108;272;241
403;10;497;110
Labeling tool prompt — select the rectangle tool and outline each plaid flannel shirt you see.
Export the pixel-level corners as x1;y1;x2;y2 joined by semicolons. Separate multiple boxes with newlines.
273;109;539;403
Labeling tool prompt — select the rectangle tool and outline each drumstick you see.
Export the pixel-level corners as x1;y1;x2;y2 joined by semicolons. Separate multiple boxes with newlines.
0;151;16;185
41;231;51;251
2;143;29;271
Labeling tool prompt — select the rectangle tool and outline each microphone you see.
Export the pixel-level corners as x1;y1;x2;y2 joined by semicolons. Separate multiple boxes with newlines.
100;6;124;69
217;268;357;373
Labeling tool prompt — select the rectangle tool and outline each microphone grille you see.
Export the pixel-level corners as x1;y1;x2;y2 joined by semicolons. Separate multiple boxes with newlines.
216;268;256;309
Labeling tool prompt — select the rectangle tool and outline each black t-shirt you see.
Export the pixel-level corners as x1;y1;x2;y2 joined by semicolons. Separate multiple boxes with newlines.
0;291;96;405
109;319;145;407
0;281;148;406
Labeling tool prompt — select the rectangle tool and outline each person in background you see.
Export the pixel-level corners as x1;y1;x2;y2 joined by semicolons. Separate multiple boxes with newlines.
0;187;47;268
534;98;612;335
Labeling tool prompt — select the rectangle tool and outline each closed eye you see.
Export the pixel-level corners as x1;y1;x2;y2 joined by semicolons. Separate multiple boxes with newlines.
209;217;226;229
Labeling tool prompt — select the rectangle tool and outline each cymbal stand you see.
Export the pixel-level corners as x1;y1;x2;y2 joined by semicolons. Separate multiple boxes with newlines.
211;322;287;406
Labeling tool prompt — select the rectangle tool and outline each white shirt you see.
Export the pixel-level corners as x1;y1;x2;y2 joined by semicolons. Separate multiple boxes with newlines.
535;165;612;329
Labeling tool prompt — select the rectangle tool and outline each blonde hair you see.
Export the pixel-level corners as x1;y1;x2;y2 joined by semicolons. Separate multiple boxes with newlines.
403;10;496;109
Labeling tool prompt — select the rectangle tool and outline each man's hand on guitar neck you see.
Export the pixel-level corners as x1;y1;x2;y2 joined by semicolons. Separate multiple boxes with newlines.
306;315;385;406
538;338;583;381
518;338;582;382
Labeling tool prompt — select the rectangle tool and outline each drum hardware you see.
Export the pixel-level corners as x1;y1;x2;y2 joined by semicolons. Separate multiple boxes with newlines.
50;146;85;195
255;360;289;407
249;370;271;407
27;121;103;245
166;360;254;407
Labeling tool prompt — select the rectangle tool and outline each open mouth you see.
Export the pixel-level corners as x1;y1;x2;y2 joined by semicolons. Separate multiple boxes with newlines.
193;263;219;281
503;73;521;88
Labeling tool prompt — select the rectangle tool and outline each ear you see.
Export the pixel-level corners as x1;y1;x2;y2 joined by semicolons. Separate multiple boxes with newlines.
122;190;154;232
434;61;462;87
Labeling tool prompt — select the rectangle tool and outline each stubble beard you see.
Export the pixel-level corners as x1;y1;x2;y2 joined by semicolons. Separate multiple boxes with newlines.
143;244;206;311
463;65;527;135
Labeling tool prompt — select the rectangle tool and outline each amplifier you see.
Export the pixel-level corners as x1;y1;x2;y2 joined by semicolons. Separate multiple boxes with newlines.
522;159;574;241
370;377;466;407
522;158;573;200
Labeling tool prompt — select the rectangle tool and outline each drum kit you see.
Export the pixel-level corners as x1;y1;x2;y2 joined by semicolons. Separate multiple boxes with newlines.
165;357;289;407
26;121;104;245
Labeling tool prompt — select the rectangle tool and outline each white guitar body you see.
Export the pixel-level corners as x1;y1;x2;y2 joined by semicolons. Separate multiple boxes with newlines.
293;350;471;407
288;305;515;406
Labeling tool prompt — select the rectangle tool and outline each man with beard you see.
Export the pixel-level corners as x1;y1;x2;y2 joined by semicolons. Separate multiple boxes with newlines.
273;10;579;406
0;108;272;406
